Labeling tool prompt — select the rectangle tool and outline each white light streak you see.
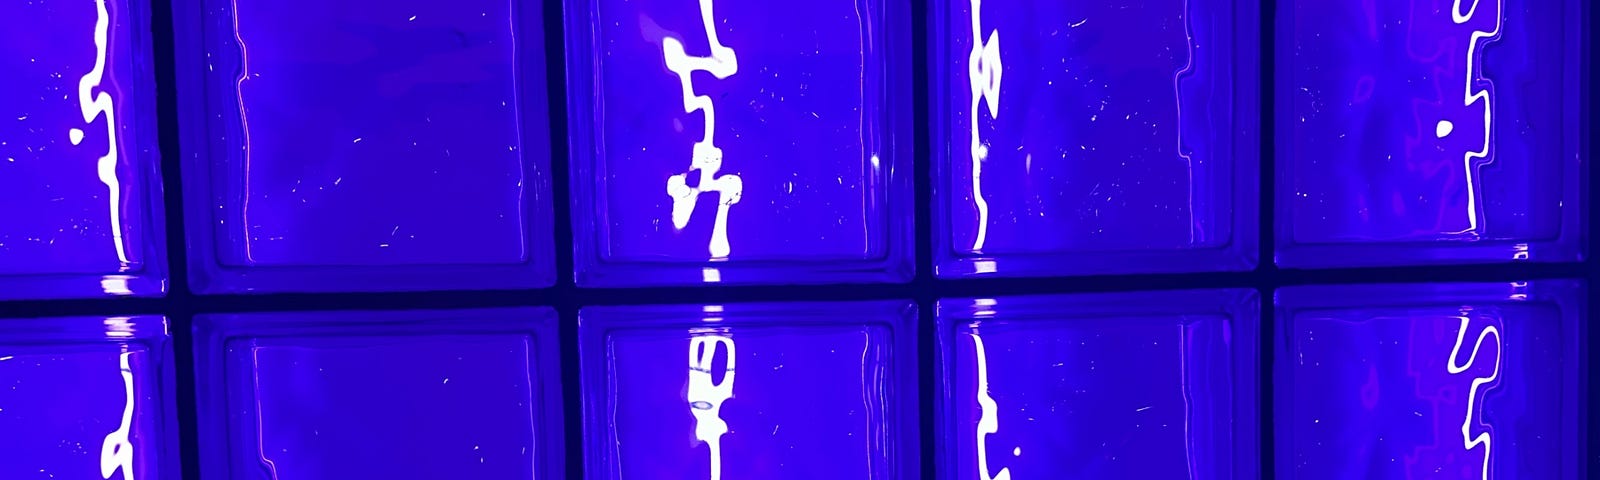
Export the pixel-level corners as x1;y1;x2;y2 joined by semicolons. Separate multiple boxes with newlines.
664;0;743;259
1448;0;1501;235
967;0;1001;251
72;0;130;267
972;334;1012;480
99;351;136;480
689;334;736;480
1446;315;1502;480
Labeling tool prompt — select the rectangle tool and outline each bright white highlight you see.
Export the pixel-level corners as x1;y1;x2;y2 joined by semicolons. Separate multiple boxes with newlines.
972;335;1012;480
966;0;1001;251
1446;315;1501;480
99;351;136;480
74;0;130;267
688;335;735;480
663;0;743;259
1436;120;1455;138
1451;0;1501;235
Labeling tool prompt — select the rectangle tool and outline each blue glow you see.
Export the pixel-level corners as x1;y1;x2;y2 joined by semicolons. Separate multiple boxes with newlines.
194;308;565;479
580;302;920;479
174;0;555;293
0;0;166;299
1276;282;1583;479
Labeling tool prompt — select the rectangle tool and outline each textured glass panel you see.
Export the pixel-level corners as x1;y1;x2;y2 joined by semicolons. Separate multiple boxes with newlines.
1276;282;1584;479
933;0;1259;277
174;0;554;293
1277;0;1584;267
195;308;564;480
566;0;913;286
0;316;177;480
936;291;1259;479
0;0;167;298
580;302;919;478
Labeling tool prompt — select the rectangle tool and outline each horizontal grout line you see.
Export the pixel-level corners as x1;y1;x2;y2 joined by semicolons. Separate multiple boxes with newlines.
0;262;1589;318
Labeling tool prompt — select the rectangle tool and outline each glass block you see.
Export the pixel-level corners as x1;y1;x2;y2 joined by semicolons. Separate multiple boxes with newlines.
194;308;564;480
564;0;914;286
171;0;555;293
1276;0;1585;267
936;290;1260;479
0;0;167;299
579;301;919;478
0;316;178;480
1275;282;1585;479
931;0;1260;277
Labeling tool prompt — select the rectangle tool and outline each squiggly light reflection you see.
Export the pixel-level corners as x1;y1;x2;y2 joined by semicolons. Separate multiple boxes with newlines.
71;0;130;271
663;0;743;259
688;334;735;480
972;334;1011;480
1446;313;1501;480
1446;0;1501;236
966;0;1000;251
99;350;135;480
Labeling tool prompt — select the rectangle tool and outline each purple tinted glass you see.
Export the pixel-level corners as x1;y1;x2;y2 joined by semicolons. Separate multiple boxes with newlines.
580;302;919;478
936;291;1260;479
0;0;167;299
0;316;178;480
565;0;913;286
933;0;1259;277
1276;282;1585;479
172;0;555;293
1276;0;1585;267
194;308;564;480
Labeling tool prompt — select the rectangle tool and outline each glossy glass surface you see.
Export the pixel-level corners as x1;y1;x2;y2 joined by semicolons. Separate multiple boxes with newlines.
0;316;177;480
936;291;1259;479
0;0;166;298
1277;0;1584;267
174;0;554;293
934;0;1258;277
195;308;564;480
580;302;919;478
1276;282;1585;479
566;0;913;286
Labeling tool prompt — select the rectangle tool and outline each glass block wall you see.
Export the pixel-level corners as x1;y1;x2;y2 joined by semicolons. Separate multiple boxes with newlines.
0;0;1591;479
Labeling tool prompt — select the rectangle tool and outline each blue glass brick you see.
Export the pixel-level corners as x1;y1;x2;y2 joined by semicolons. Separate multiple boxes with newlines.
1276;0;1585;267
936;290;1260;479
932;0;1260;277
0;316;178;480
194;308;564;480
171;0;556;293
1276;282;1585;479
0;0;168;299
565;0;914;286
579;301;919;478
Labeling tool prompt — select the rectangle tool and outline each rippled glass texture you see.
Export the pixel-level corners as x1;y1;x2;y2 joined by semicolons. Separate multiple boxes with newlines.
936;291;1259;479
173;0;554;293
0;0;167;299
195;308;564;480
1277;0;1585;267
933;0;1259;277
579;302;919;478
565;0;913;286
1276;282;1585;479
0;316;177;480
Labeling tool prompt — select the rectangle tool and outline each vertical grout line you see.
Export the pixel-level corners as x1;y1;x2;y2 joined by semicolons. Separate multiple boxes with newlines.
540;0;584;477
909;0;938;476
145;0;201;477
1257;0;1277;477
